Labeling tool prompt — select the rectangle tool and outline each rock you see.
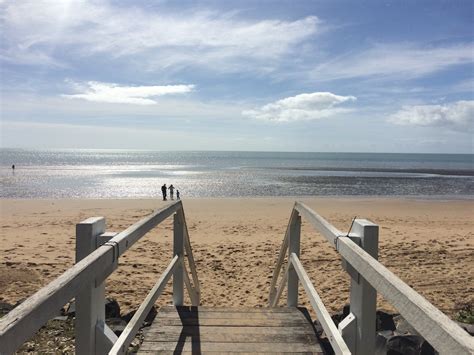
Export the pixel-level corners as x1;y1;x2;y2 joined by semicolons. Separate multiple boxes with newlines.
377;310;396;331
106;317;127;336
122;305;157;327
456;321;474;336
375;330;394;355
331;304;350;327
386;334;435;355
105;298;121;319
0;302;14;317
393;315;420;336
312;319;324;337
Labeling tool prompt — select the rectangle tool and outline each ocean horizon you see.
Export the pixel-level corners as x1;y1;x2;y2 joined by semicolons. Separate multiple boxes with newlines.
1;148;473;199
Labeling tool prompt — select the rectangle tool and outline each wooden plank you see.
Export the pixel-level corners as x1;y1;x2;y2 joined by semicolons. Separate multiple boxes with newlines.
138;352;319;355
144;325;315;336
154;310;305;320
152;317;309;327
143;331;318;344
109;256;179;355
139;341;321;352
290;254;350;355
160;306;295;313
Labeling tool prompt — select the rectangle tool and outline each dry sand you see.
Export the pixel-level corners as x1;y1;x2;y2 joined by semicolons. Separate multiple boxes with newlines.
1;197;473;320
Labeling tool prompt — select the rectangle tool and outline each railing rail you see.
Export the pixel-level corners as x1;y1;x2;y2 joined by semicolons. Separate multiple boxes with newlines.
0;200;200;355
269;201;474;355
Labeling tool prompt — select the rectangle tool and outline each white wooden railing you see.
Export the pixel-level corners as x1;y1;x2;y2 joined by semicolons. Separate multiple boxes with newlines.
0;201;200;355
269;201;474;355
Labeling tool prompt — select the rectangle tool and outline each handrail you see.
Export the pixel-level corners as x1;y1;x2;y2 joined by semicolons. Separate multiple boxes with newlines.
0;200;201;354
269;201;474;355
180;208;200;300
290;253;350;355
268;207;298;304
109;255;179;355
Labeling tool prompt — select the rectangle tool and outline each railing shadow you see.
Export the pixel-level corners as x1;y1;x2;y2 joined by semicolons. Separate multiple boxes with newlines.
174;306;202;355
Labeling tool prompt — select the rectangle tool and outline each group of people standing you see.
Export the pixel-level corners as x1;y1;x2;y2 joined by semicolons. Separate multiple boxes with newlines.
161;184;180;201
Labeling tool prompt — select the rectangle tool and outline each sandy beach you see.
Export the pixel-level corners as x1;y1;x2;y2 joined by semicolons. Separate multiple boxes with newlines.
1;197;473;322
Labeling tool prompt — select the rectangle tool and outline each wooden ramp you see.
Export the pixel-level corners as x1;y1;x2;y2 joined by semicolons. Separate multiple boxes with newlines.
138;306;324;354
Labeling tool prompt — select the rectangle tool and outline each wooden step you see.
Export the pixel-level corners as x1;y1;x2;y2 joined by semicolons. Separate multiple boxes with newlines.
138;306;324;354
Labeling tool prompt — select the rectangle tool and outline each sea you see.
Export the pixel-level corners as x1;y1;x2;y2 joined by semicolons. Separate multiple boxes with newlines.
0;149;473;199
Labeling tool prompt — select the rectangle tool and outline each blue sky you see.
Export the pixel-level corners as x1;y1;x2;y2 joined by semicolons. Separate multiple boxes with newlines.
1;0;473;153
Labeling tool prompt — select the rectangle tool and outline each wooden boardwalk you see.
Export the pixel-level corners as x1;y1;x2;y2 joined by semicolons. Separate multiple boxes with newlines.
138;306;324;354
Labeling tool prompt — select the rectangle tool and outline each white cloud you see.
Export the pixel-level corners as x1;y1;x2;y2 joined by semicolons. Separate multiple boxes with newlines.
0;1;319;73
388;100;474;131
61;81;195;105
312;43;474;81
242;92;356;122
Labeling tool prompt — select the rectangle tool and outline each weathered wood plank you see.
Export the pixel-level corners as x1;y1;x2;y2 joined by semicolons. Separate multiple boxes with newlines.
139;341;321;352
144;325;314;336
155;310;305;320
138;352;319;355
160;306;295;313
144;331;318;344
152;317;309;327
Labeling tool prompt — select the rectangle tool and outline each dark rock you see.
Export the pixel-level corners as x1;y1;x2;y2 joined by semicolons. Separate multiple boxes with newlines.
106;317;127;336
393;315;420;336
0;302;14;317
312;319;324;337
122;306;157;327
375;330;394;355
386;334;435;355
331;304;350;327
456;321;474;336
105;298;120;319
377;310;396;331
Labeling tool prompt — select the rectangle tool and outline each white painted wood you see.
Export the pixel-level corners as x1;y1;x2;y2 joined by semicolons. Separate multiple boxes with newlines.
290;253;351;355
294;202;344;248
75;217;108;355
338;313;356;353
337;236;474;354
0;244;114;353
96;321;118;353
173;212;184;306
181;208;200;300
183;262;199;306
347;219;378;355
112;201;182;256
109;256;179;355
288;215;301;307
269;207;298;305
270;261;289;307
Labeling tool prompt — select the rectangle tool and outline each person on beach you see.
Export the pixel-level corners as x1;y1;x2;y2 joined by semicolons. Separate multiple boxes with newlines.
161;184;167;201
169;184;175;200
12;164;15;170
177;190;180;200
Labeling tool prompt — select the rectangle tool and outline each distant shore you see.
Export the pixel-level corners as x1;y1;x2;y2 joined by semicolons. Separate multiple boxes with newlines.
1;197;472;320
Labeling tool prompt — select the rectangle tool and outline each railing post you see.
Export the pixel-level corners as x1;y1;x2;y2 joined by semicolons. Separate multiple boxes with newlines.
173;212;184;306
287;214;301;307
347;219;378;355
75;217;106;355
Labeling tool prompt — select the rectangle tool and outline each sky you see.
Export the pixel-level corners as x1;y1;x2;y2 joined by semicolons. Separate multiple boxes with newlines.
0;0;473;153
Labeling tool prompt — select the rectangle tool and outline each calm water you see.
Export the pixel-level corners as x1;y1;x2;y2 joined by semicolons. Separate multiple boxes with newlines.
0;149;473;198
